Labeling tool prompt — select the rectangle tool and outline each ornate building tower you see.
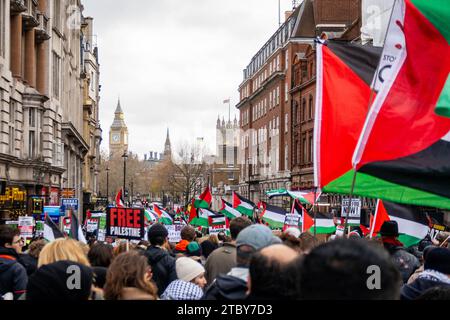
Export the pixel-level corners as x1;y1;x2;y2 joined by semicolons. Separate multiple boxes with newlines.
109;99;129;157
163;128;172;159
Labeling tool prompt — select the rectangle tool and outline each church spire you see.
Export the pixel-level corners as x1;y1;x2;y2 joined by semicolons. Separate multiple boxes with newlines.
164;128;172;158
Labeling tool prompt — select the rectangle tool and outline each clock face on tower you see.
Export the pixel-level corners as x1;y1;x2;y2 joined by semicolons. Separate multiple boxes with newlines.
112;133;120;143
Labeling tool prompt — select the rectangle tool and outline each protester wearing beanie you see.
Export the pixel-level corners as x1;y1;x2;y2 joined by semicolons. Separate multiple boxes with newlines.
26;261;93;301
161;257;206;300
143;223;177;295
401;247;450;300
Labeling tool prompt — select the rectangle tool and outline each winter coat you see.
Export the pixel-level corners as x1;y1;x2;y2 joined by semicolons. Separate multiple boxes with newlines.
174;240;190;253
204;243;236;285
383;239;420;283
0;247;28;300
202;271;248;300
401;269;450;300
143;246;177;295
120;287;156;300
161;280;203;300
17;254;38;276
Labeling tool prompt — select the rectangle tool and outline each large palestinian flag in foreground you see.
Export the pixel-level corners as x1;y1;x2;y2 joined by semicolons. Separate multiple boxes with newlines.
220;199;242;219
258;202;287;229
315;6;450;210
153;204;173;225
372;200;430;247
232;192;255;217
352;0;450;209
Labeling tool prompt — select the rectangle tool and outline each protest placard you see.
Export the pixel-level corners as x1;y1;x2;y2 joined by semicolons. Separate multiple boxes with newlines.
18;216;35;238
106;207;145;240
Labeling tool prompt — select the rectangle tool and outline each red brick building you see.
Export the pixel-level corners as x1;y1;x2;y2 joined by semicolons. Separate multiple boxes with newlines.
236;0;361;204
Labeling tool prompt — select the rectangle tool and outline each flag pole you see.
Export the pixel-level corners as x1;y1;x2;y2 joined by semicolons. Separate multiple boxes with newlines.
313;188;317;236
343;170;357;236
369;199;380;239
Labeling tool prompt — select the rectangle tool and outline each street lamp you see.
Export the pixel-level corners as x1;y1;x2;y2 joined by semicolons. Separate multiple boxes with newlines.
122;151;128;206
106;167;110;206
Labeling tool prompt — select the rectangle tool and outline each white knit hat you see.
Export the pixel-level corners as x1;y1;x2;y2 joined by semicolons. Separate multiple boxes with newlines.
176;257;205;282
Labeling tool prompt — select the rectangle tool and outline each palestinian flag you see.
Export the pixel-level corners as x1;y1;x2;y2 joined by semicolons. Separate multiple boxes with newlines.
373;200;431;247
153;204;173;225
351;0;450;210
186;199;197;224
115;189;124;208
312;212;336;234
144;209;158;225
208;214;229;227
220;199;242;219
69;210;87;244
258;202;287;229
232;191;255;217
299;204;314;233
287;190;316;205
190;208;216;227
43;214;65;242
314;39;382;195
266;189;316;205
266;189;289;198
194;186;212;209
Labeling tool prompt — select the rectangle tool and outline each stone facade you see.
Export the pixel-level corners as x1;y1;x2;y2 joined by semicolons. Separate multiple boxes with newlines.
0;0;99;221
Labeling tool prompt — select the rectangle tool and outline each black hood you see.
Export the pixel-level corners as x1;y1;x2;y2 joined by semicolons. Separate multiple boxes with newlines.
401;278;450;300
213;275;248;300
0;248;19;273
145;246;170;264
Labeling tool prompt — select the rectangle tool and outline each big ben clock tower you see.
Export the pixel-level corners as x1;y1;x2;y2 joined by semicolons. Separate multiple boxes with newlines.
109;99;129;157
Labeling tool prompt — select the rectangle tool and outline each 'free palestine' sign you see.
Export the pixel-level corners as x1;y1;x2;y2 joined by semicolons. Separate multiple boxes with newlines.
106;207;144;240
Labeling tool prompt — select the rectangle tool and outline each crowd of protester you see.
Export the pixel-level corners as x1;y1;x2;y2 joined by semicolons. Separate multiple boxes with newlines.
0;217;449;300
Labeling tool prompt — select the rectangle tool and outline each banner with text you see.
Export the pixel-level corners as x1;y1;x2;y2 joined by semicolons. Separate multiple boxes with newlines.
106;207;145;240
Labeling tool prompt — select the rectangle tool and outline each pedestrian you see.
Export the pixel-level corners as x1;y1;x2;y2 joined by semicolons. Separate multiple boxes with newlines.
143;223;177;295
38;238;90;267
104;251;158;300
200;239;217;260
380;221;420;283
87;243;113;268
298;238;402;300
186;241;204;264
18;239;46;276
299;231;319;254
247;244;300;300
400;247;450;300
202;224;281;300
204;217;252;285
26;260;93;301
279;231;302;253
174;226;196;254
0;225;28;300
161;257;206;300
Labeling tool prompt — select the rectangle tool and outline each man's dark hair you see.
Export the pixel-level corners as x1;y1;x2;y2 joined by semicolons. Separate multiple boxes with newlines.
299;238;402;300
249;251;301;299
229;217;252;240
180;226;196;241
0;225;19;247
88;243;114;268
149;235;166;246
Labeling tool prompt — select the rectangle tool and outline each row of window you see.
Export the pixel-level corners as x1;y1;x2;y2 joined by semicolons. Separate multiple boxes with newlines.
244;17;295;79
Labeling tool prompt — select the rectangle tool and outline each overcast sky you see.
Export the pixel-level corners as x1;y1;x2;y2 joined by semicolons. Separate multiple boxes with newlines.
83;0;297;159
